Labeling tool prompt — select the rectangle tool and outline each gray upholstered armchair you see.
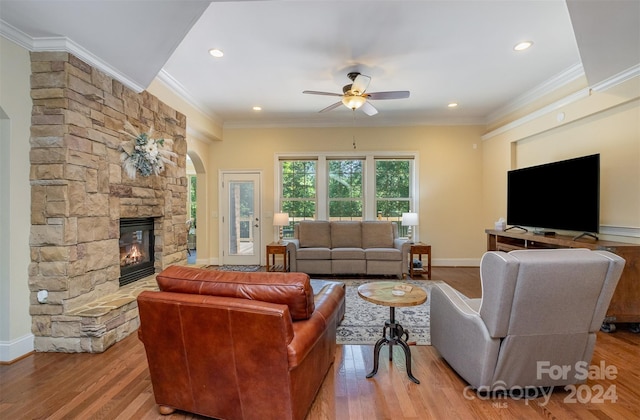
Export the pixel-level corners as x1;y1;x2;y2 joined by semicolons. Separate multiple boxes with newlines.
431;249;625;391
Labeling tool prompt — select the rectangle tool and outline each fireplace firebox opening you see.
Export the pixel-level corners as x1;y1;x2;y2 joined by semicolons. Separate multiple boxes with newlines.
119;218;155;287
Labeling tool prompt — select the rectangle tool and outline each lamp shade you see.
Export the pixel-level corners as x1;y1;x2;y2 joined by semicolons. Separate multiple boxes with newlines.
402;212;418;226
342;95;366;110
273;212;289;226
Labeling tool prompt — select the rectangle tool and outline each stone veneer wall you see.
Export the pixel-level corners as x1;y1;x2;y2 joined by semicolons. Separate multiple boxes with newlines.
29;51;188;352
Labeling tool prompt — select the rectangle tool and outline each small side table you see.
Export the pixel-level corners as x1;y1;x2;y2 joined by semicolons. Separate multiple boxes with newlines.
409;243;431;279
266;242;289;272
358;281;428;384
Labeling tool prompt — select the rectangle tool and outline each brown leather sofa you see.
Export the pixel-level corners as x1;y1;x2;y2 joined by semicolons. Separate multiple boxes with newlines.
137;265;345;420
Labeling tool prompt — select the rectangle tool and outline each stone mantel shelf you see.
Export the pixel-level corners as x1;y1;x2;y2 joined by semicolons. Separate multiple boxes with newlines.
67;275;158;317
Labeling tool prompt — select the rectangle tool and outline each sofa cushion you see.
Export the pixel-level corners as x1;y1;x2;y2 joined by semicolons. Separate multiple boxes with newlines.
297;247;331;260
331;247;365;260
298;221;331;248
365;247;402;261
331;221;362;248
156;265;315;320
362;221;395;248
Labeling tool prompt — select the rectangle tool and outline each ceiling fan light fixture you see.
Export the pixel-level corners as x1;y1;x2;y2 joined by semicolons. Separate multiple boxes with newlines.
342;95;366;110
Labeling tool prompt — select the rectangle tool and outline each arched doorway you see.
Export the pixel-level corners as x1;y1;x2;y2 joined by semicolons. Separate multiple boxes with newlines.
186;150;206;264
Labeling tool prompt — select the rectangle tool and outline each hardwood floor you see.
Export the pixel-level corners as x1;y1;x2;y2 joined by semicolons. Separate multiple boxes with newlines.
1;267;639;420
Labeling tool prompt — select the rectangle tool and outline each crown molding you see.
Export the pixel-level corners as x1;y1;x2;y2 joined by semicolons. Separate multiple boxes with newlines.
481;87;590;141
222;115;486;129
0;19;35;50
486;63;585;125
156;69;224;127
482;62;640;141
1;19;145;93
186;126;220;144
591;64;640;93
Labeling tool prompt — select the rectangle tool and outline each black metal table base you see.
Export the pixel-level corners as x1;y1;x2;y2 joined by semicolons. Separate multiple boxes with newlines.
366;306;420;384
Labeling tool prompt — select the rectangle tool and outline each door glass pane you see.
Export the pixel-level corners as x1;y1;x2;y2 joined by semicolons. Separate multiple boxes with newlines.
228;181;255;256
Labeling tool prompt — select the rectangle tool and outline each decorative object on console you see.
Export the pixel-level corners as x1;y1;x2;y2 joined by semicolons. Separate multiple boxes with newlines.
119;120;177;178
402;212;419;242
273;212;290;243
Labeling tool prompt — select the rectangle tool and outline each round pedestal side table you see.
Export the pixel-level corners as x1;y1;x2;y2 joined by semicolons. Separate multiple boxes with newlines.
357;281;427;384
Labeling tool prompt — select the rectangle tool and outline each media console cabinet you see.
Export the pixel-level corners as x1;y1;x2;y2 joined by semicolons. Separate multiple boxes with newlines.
486;229;640;332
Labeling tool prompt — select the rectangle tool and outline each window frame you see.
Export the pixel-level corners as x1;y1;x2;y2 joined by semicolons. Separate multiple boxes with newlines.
275;151;418;222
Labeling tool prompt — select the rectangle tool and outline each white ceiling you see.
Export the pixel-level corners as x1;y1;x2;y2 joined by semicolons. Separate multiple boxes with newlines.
1;1;638;129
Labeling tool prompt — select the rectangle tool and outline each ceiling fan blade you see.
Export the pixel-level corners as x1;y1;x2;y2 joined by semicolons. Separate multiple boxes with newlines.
366;91;410;100
303;90;343;97
319;101;343;113
361;101;378;116
351;74;371;95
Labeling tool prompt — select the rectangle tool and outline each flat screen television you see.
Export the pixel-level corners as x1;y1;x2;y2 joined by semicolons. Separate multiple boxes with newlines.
507;154;600;236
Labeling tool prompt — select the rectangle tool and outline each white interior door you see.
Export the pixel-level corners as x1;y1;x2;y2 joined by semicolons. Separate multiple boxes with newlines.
220;172;261;265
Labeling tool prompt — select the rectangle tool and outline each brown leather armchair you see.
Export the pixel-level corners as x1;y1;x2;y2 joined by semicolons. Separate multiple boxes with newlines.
137;266;345;420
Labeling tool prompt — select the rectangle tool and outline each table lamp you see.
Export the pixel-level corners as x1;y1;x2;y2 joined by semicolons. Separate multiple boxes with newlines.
273;212;289;243
402;212;418;243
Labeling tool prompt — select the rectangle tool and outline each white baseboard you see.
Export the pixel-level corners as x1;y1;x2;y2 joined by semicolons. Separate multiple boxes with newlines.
600;225;640;239
0;333;34;363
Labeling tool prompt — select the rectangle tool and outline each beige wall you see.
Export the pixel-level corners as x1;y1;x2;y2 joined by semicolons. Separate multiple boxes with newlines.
147;79;220;266
0;38;34;360
3;35;637;360
482;77;640;243
210;125;487;266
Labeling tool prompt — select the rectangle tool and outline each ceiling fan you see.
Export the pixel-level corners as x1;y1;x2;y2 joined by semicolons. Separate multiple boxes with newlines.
303;72;410;116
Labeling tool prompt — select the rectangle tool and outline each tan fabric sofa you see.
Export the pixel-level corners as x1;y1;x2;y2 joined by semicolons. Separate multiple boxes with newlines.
285;221;410;278
137;266;345;420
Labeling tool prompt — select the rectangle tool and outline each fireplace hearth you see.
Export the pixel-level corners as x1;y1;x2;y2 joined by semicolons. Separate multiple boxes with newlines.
119;218;155;287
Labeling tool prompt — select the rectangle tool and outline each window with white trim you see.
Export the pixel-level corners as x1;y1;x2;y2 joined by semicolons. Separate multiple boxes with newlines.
278;153;416;238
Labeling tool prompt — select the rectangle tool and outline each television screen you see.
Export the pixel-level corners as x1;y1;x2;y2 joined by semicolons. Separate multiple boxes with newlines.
507;154;600;234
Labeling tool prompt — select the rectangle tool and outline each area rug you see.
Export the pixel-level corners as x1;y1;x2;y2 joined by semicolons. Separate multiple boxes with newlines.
214;265;261;272
335;279;443;346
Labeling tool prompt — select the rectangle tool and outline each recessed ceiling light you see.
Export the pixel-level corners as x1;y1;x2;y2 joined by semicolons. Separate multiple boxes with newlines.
448;102;458;108
513;41;533;51
208;48;224;58
252;106;262;111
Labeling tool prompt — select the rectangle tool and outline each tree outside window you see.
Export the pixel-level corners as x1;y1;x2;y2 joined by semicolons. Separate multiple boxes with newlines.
376;159;411;235
281;160;316;237
279;154;415;237
328;159;363;220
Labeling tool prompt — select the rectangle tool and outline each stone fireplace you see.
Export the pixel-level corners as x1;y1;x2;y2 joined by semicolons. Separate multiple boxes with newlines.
28;51;188;353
